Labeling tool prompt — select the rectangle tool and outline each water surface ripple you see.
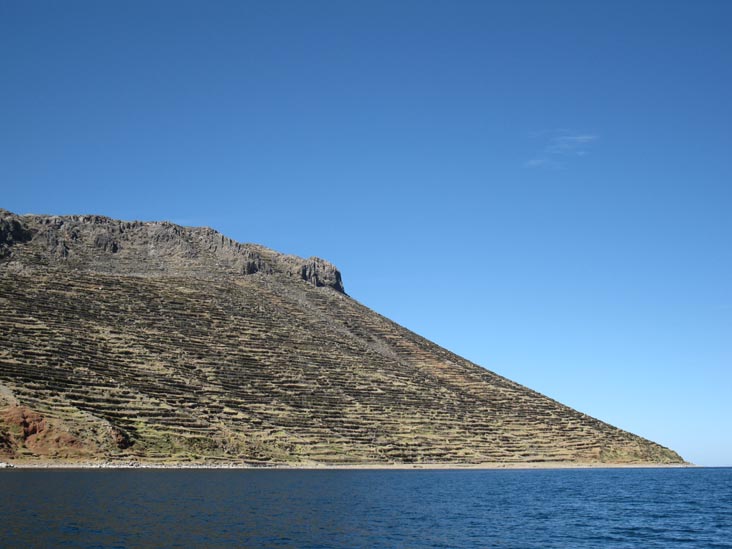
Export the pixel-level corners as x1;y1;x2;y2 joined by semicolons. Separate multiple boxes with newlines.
1;467;730;548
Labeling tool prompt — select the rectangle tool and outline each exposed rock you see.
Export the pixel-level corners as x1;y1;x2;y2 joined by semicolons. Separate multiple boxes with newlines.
0;209;345;293
110;427;132;450
0;211;33;258
296;258;345;293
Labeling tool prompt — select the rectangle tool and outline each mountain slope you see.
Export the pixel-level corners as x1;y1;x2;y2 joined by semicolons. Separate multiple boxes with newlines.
0;209;683;465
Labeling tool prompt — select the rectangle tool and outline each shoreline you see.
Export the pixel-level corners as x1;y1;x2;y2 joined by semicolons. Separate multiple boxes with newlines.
1;460;696;470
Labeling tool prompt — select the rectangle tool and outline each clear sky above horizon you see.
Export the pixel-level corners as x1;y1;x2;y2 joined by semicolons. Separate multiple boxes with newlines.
2;1;730;466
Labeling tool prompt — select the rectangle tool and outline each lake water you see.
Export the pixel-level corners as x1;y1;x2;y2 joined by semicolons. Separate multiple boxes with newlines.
1;467;730;548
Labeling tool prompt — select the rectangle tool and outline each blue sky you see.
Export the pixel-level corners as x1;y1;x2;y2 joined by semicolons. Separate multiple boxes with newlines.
2;1;730;466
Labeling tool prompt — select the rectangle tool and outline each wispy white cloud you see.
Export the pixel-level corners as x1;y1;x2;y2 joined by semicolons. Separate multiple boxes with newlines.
526;130;598;169
525;157;563;170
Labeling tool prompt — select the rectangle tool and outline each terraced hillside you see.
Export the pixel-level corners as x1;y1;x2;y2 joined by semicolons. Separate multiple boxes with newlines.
0;208;683;465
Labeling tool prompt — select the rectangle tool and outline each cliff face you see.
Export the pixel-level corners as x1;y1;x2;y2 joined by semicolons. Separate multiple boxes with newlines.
0;209;683;465
0;209;344;293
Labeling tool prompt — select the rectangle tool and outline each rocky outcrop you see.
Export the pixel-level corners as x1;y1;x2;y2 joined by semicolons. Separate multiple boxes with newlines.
0;208;684;466
0;209;345;293
0;212;33;257
292;257;345;293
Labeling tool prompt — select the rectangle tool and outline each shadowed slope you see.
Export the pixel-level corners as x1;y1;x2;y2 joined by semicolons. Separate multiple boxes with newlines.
0;209;683;465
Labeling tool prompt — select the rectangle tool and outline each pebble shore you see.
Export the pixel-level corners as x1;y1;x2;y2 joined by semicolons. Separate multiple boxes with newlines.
0;460;694;470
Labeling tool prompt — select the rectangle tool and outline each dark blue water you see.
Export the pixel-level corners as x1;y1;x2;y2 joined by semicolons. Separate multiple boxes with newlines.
1;467;730;548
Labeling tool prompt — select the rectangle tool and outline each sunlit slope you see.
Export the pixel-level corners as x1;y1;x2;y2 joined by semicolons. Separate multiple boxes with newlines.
0;209;683;465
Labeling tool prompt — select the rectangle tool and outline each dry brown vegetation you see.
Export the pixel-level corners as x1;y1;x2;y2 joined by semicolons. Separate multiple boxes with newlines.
0;209;684;466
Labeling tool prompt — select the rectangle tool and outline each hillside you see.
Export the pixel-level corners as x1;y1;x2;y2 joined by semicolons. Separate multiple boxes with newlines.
0;208;684;466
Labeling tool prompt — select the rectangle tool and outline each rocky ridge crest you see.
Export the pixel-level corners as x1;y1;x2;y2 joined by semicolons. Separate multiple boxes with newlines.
0;208;344;293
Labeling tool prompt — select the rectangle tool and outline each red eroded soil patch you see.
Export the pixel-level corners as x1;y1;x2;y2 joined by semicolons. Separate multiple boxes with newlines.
2;405;46;437
0;429;12;456
0;405;84;457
